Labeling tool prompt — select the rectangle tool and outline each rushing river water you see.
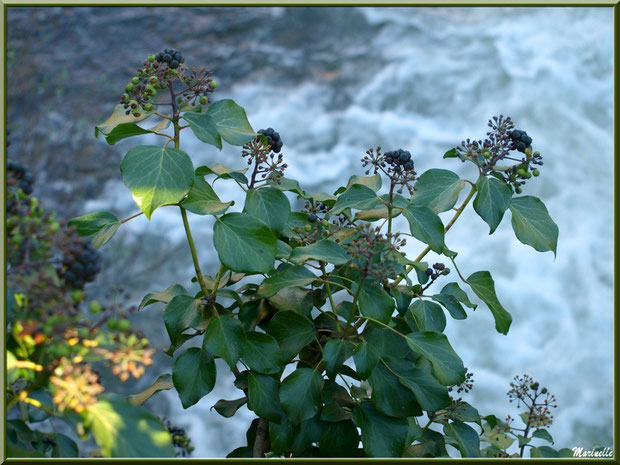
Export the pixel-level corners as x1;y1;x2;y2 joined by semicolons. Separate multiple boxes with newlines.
7;6;613;457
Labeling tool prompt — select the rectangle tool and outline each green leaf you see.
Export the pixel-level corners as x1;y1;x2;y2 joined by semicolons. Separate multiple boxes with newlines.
402;205;446;253
90;394;175;457
181;175;232;216
482;424;514;450
412;169;465;213
245;187;291;235
51;433;79;458
140;284;188;309
443;148;458;158
213;212;277;274
431;292;467;320
509;196;559;255
247;372;282;422
276;240;292;259
195;163;249;184
269;414;295;454
447;401;481;424
289;239;349;265
268;176;309;198
163;295;202;347
203;314;245;368
391;360;451;412
473;176;512;234
212;397;247;418
444;422;480;457
532;428;554;444
120;145;194;219
353;341;381;379
346;173;382;192
329;184;380;216
95;104;156;139
101;120;169;146
404;429;448;457
182;111;222;149
530;446;564;458
68;211;120;248
258;265;316;298
291;416;323;456
128;374;174;406
205;99;257;146
319;421;360;457
322;339;353;379
241;332;283;375
280;368;324;424
321;402;352;422
268;288;314;317
404;332;465;385
267;311;316;360
368;359;421;418
467;271;512;335
172;348;216;409
409;300;446;332
355;281;395;324
353;402;408;457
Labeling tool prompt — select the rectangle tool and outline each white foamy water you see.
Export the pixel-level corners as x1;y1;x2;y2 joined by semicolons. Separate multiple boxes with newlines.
85;7;613;456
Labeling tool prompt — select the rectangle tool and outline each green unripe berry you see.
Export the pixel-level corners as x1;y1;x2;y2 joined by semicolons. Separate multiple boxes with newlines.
132;110;142;118
200;97;208;105
321;220;329;228
125;83;135;92
524;171;532;179
12;234;23;244
89;300;102;314
50;221;60;232
145;84;156;96
132;76;140;85
532;169;540;177
483;151;491;159
517;169;527;177
71;289;85;304
210;80;218;89
121;93;129;102
304;224;312;232
143;103;153;112
149;75;158;85
148;54;156;62
107;318;119;330
18;190;30;200
116;319;131;332
412;284;422;295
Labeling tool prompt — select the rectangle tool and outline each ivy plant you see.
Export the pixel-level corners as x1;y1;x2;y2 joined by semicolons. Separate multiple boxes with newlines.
71;49;562;458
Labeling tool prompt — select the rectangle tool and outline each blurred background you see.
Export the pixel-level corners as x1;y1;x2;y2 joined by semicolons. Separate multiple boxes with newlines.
6;6;613;457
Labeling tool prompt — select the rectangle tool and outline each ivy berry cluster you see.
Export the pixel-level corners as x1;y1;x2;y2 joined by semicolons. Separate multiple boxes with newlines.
58;237;102;290
362;146;418;194
242;127;287;186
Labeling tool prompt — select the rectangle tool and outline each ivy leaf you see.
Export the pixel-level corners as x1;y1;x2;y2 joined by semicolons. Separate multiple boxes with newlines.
90;394;175;457
443;148;458;158
291;416;323;456
482;425;515;450
269;414;296;455
329;184;380;216
411;169;465;214
268;176;309;198
473;176;512;234
202;314;245;368
128;374;174;406
195;163;249;184
120;145;194;219
212;397;247;418
402;205;446;253
181;175;233;216
409;300;446;332
319;421;360;457
276;240;292;259
289;240;349;265
404;331;465;386
245;187;291;235
68;211;120;248
213;212;277;274
241;332;283;375
267;311;316;361
182;112;222;149
139;284;188;309
95;104;156;139
353;402;408;457
172;348;216;409
432;282;477;321
444;422;481;458
322;339;353;379
532;429;554;444
368;359;422;418
353;341;381;379
355;281;395;324
509;196;559;256
205;99;257;146
163;295;202;347
100;120;169;146
390;360;451;412
51;433;79;458
467;271;512;335
345;173;382;192
268;288;314;317
257;265;316;298
247;372;282;423
280;368;324;424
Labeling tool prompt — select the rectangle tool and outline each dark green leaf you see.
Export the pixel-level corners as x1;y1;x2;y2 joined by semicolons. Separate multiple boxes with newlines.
213;212;277;274
467;271;512;335
447;401;481;424
269;414;295;454
257;265;316;298
291;416;323;456
329;184;380;216
163;295;202;347
182;111;222;149
431;292;467;320
404;332;465;385
27;390;54;423
412;169;465;213
369;359;421;417
247;372;282;422
268;288;313;317
90;394;175;457
444;421;480;457
226;447;253;458
245;187;291;235
532;428;554;444
319;421;360;457
280;368;324;423
530;446;563;458
509;196;559;255
276;240;292;259
172;348;216;409
353;341;381;379
203;314;245;368
139;284;188;309
212;397;247;418
120;145;194;219
320;402;351;422
482;424;514;449
51;433;79;458
267;311;315;360
68;211;120;248
443;147;458;158
205;99;257;146
402;205;446;253
289;239;349;265
181;175;232;216
389;360;451;412
409;300;446;332
241;331;283;375
355;281;395;324
404;429;448;457
322;339;353;379
353;402;408;457
101;122;161;146
474;176;512;234
268;176;309;198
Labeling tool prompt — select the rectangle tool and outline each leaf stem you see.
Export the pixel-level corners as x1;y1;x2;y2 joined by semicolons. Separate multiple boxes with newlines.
320;262;343;332
342;280;365;338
